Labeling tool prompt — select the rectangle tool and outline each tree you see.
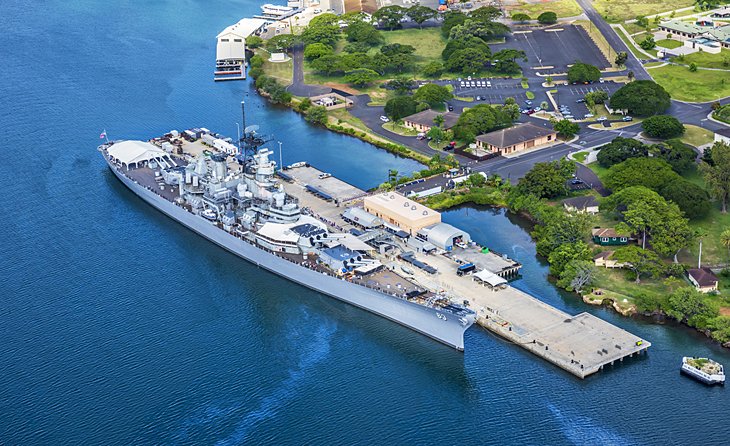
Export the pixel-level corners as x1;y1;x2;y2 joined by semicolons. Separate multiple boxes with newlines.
384;77;415;94
603;157;677;192
413;83;453;107
546;76;553;86
442;37;491;62
343;42;370;53
721;229;730;260
689;62;698;72
245;35;263;49
249;54;265;69
452;104;513;142
534;211;593;257
512;12;531;23
384;96;418;121
310;55;341;75
660;180;711;219
445;48;489;74
442;11;468;37
449;20;510;41
557;260;596;293
374;5;406;30
469;173;487;187
613;246;664;283
344;68;378;87
548;242;592;277
303;43;333;60
615;51;628;67
650;139;697;174
537;11;558;24
380;43;416;57
636;15;649;28
585;90;608;104
627;70;635;82
643;115;685;139
421;61;444;78
265;34;298;52
305;105;328;125
470;6;503;22
567;61;601;84
433;114;445;128
700;141;730;213
596;137;649;168
427;126;446;143
667;287;718;326
517;158;576;199
610;80;671;116
639;35;656;50
553;119;580;138
301;15;340;46
540;101;549;110
492;49;527;74
407;5;437;29
345;20;382;45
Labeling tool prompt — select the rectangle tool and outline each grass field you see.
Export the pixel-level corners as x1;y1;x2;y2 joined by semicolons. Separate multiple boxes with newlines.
656;39;683;49
679;206;730;266
680;125;714;147
651;64;730;102
672;49;730;70
613;25;648;59
572;151;588;162
261;57;293;83
593;0;695;23
381;28;446;63
507;0;582;18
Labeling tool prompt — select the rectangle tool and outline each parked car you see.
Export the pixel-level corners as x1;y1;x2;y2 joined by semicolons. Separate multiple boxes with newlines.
584;113;594;118
622;116;633;122
524;100;533;105
486;81;491;87
380;116;390;122
570;179;584;185
448;105;454;111
564;115;574;119
599;78;605;83
596;116;607;122
467;76;472;81
576;98;586;103
476;96;481;101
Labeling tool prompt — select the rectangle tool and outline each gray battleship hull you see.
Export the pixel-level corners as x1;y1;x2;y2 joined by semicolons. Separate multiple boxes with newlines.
105;157;475;350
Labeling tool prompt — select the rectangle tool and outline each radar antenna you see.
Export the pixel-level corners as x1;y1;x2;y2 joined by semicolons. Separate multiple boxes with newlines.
237;100;272;170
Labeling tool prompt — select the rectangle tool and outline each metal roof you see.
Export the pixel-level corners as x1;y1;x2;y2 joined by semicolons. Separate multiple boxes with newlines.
475;123;556;149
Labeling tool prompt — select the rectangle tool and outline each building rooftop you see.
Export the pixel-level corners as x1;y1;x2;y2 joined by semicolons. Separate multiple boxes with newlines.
364;193;440;222
659;19;709;35
402;110;460;129
688;267;719;287
563;195;599;210
592;228;628;238
475;123;556;149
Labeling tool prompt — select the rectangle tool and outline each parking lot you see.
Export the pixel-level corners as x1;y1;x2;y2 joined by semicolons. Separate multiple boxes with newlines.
498;25;610;73
551;82;623;119
442;78;551;110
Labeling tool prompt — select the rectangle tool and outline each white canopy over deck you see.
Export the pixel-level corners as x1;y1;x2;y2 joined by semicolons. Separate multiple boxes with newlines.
107;140;176;169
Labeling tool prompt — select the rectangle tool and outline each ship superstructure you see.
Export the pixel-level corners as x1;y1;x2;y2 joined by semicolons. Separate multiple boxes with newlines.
100;126;481;350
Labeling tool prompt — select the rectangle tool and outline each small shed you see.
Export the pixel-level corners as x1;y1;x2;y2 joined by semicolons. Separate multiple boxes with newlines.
592;228;629;246
687;268;719;293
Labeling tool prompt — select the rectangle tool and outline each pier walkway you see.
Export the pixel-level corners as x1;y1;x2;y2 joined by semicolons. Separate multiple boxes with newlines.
407;250;650;379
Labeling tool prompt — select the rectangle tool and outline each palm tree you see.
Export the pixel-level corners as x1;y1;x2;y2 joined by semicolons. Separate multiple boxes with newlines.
433;114;445;128
387;169;399;185
546;76;553;86
696;228;708;268
627;71;635;82
721;229;730;262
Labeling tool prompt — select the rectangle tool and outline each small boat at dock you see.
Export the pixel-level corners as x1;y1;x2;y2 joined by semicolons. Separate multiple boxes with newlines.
681;357;725;385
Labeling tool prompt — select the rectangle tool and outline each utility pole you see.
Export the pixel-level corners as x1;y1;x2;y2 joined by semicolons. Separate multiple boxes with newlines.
278;140;283;171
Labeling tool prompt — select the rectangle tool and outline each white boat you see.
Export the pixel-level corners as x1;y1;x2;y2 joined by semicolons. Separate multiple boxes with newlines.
201;209;217;220
681;357;725;385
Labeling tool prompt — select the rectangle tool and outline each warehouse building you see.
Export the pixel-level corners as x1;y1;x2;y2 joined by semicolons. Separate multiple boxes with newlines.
363;193;441;235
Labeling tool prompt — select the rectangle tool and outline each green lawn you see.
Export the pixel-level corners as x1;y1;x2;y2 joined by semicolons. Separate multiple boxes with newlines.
261;57;293;83
680;124;714;148
671;49;730;70
507;0;582;18
656;39;683;49
587;161;610;182
383;122;418;136
381;28;446;63
614;25;648;59
592;267;682;308
679;206;730;266
593;0;695;23
682;165;706;188
573;151;588;163
714;105;730;124
623;22;649;35
651;64;730;102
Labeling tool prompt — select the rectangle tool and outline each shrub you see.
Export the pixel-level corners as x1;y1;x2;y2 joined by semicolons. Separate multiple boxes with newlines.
642;115;685;139
537;11;557;24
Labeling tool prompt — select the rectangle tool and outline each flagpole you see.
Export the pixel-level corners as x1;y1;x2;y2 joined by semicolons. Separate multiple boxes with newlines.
103;129;109;144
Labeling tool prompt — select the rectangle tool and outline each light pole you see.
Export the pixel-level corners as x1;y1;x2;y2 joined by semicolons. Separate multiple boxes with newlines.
278;141;283;171
235;122;241;154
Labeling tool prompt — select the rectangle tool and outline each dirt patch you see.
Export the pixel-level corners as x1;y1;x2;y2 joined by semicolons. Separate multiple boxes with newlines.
720;307;730;317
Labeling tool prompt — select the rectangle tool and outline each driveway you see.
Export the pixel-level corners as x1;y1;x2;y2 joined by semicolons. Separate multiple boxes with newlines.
286;44;332;97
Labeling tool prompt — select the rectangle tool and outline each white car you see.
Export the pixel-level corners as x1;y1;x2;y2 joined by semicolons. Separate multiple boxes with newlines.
596;116;608;122
584;113;594;118
380;116;390;122
486;81;491;87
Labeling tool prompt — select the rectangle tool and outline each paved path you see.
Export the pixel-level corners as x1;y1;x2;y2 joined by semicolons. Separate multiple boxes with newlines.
286;44;332;97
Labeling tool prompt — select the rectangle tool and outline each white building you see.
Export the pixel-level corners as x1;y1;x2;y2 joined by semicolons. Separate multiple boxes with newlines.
216;18;268;71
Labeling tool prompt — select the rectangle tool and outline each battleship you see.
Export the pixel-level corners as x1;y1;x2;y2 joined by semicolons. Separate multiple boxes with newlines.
98;119;504;350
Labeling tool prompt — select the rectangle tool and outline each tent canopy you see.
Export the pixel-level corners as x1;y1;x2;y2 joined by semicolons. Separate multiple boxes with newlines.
473;270;507;288
107;140;171;167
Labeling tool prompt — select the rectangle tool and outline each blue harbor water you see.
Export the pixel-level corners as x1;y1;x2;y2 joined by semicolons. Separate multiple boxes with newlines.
1;1;729;444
